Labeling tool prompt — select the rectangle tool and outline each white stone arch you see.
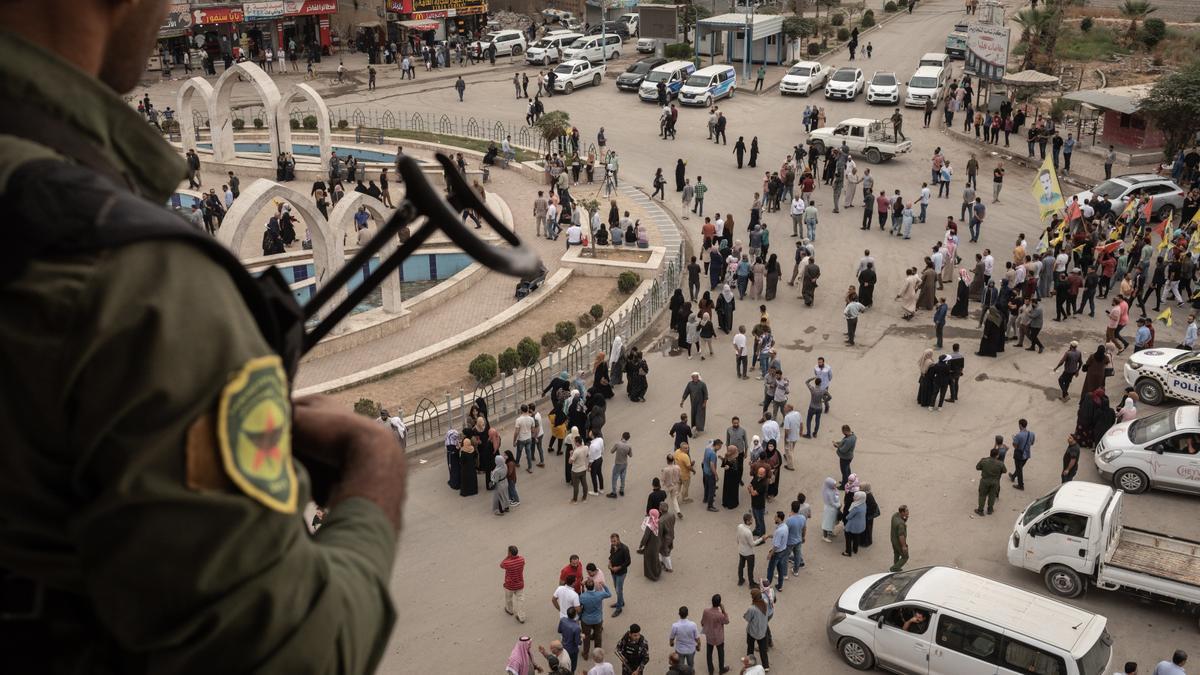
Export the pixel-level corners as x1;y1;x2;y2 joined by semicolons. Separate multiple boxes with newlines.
276;83;332;167
328;191;403;313
176;77;214;154
211;61;282;163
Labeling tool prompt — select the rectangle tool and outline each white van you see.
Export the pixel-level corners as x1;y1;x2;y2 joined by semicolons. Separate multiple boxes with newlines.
679;64;736;107
904;65;948;107
638;60;697;102
526;32;582;66
562;33;621;63
919;51;952;71
827;566;1113;675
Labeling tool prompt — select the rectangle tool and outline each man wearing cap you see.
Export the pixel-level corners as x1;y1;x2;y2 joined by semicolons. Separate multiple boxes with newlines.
1052;341;1083;400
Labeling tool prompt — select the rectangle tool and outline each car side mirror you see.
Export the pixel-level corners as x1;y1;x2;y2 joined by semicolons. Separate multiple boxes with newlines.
1151;443;1164;454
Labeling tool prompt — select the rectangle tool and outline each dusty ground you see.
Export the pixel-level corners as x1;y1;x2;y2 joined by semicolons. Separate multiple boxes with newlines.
328;277;628;412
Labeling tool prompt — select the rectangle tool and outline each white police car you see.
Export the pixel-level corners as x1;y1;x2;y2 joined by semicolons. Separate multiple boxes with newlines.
1124;348;1200;406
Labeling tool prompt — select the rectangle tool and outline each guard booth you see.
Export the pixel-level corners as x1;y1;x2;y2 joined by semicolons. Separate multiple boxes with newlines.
694;13;785;67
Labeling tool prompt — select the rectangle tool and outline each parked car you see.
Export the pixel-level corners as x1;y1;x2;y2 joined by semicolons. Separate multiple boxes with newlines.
806;117;912;164
547;59;606;94
472;29;526;57
679;64;736;107
1008;481;1200;630
1095;405;1200;494
824;66;864;100
779;60;829;96
587;21;630;41
865;71;899;104
904;65;949;107
617;12;640;37
827;566;1113;674
562;33;621;63
525;32;582;66
616;56;667;91
636;37;656;53
1123;347;1200;406
637;60;696;102
1072;174;1185;224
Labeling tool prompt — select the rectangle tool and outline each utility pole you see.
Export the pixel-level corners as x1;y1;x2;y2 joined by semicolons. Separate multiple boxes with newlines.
742;1;755;81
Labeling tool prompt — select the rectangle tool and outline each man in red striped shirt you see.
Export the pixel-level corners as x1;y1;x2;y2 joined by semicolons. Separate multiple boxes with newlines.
501;545;526;623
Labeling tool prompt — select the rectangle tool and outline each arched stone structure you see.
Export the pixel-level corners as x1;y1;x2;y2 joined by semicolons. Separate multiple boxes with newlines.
276;83;332;166
328;191;402;313
176;77;214;154
210;62;282;162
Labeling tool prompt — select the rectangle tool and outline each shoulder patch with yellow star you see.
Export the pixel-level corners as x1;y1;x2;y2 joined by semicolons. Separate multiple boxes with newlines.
217;355;298;513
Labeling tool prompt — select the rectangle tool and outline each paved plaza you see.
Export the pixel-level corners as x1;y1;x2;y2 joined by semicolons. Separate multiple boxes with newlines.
144;0;1200;671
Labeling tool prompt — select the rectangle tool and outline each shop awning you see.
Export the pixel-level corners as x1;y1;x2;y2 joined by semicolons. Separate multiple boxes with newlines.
357;20;384;28
396;19;439;30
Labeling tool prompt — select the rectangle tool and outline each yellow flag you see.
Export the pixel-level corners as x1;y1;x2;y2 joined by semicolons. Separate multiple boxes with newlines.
1031;155;1065;221
1072;243;1087;254
1108;221;1124;241
1158;235;1172;252
1158;307;1173;327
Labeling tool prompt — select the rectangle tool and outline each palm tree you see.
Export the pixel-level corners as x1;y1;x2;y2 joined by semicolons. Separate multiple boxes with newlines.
1118;0;1156;44
1014;7;1052;71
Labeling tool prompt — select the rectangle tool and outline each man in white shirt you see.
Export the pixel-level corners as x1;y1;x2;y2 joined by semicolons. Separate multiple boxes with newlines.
735;513;763;585
982;249;995;283
545;201;559;240
566;223;583;248
1055;250;1069;274
552;580;580;619
733;327;748;379
919;183;931;223
855;249;875;276
513;405;536;472
378;408;406;445
714;213;726;241
760;417;780;445
814;357;832;413
790;196;806;237
781;404;802;470
223;186;234;209
587;431;605;496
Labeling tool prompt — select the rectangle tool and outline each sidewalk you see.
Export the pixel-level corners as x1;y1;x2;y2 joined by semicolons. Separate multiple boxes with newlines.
941;119;1105;191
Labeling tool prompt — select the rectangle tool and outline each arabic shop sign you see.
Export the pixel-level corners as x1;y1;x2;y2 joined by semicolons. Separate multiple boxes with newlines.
191;5;245;24
244;1;286;20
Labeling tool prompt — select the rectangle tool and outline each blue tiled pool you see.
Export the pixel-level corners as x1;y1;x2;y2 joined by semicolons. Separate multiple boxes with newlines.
197;142;395;163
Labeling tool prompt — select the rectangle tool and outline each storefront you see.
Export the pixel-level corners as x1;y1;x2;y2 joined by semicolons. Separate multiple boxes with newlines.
191;4;245;61
387;0;488;44
243;0;336;58
154;4;196;69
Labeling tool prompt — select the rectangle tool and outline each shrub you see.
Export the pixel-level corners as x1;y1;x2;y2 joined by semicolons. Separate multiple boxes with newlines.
541;332;560;349
336;119;349;130
577;313;594;329
555;320;577;342
302;114;318;129
807;42;822;56
231;118;245;130
1140;18;1167;48
353;398;380;418
497;347;520;374
617;271;639;294
861;10;876;27
252;117;264;129
517;337;541;366
884;1;898;11
1080;16;1093;32
831;12;846;26
468;353;498;383
161;118;180;132
289;118;301;130
837;27;851;41
664;42;692;59
590;303;604;320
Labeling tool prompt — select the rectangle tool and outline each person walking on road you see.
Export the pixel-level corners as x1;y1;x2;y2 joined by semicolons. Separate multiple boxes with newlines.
889;505;910;572
455;75;466;102
974;449;1005;516
1010;418;1035;490
701;595;731;675
608;533;631;617
1153;650;1187;675
501;545;526;623
834;425;856;489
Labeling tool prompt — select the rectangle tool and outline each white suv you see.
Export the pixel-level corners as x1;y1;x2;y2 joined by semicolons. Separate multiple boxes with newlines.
824;67;864;100
473;29;526;57
866;71;899;104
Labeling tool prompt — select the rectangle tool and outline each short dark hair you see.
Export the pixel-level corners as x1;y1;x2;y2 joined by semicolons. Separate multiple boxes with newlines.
1018;418;1028;428
1174;650;1188;665
711;594;721;607
791;500;801;513
629;623;641;634
567;607;577;619
508;545;518;556
678;606;688;618
1124;662;1137;674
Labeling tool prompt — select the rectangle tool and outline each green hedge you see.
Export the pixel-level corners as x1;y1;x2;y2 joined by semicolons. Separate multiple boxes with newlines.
468;353;498;383
497;348;520;374
617;271;639;294
861;10;876;27
555;321;577;342
517;337;541;366
664;42;693;59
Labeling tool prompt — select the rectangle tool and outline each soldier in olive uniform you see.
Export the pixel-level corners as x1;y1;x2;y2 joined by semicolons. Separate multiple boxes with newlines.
975;446;1007;515
0;1;405;671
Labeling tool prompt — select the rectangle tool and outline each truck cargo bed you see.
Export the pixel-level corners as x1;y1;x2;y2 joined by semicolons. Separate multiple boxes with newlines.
1108;527;1200;588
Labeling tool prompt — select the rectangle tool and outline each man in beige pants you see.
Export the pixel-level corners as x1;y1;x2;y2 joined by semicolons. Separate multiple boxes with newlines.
674;442;695;504
661;454;682;520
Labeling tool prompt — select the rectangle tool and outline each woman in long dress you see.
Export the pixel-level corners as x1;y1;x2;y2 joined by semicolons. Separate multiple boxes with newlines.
916;349;936;407
820;477;840;541
977;304;1004;357
716;284;736;333
459;438;479;497
896;268;920;319
626;348;649;402
592;352;613;399
941;228;959;285
721;445;743;509
1079;345;1109;399
637;508;663;580
762;440;783;498
969;254;986;300
491;454;510;515
857;262;877;307
751;257;766;300
609;336;625;386
765;254;781;300
951;267;972;318
917;262;937;310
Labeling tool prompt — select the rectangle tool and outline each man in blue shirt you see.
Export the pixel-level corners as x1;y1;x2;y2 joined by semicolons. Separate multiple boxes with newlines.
933;297;948;348
1010;418;1035;491
702;440;721;512
353;205;369;229
764;511;790;591
669;606;700;669
1134;317;1152;352
558;606;582;672
578;579;612;659
786;501;808;574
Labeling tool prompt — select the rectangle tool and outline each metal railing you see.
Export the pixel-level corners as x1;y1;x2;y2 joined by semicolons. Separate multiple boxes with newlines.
395;240;684;449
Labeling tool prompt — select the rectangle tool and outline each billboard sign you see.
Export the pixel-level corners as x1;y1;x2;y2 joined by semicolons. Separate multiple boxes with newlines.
966;24;1010;82
192;5;245;24
638;4;680;41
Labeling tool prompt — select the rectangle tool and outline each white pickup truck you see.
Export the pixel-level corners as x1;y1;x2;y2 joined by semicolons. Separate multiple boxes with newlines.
1008;481;1200;630
548;59;605;94
805;117;912;164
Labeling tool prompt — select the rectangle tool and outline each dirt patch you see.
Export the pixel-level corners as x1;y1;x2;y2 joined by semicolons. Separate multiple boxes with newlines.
328;275;630;412
584;247;653;262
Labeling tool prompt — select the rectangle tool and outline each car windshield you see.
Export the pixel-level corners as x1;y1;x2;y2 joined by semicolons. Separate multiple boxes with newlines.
1127;409;1176;444
1077;630;1113;675
685;74;712;87
645;70;671;83
532;40;553;48
859;568;929;610
553;64;575;75
872;74;897;86
789;66;814;76
909;76;937;88
570;38;589;48
1091;179;1131;199
1021;488;1059;526
483;32;502;42
832;70;856;82
626;62;653;74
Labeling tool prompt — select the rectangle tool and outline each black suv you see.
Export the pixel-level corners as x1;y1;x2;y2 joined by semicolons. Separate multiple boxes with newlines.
616;56;668;91
588;22;630;41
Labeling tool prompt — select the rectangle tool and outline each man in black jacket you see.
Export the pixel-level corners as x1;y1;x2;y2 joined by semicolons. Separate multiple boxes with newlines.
608;534;631;617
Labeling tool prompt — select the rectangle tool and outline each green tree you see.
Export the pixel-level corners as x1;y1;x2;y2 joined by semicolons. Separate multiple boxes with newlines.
1139;61;1200;158
533;110;571;155
1118;0;1156;44
1014;7;1056;71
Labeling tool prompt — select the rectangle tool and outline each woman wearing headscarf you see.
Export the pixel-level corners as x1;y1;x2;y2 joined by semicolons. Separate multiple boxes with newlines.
609;336;625;386
861;483;881;547
751;256;767;300
942;227;959;285
857;261;877;307
548;407;568;456
592;351;613;399
820;477;840;542
505;636;535;675
762;439;783;498
1079;344;1108;399
491;450;510;515
1075;387;1114;448
469;416;496;490
698;312;716;359
543;370;572;409
951;267;972;318
674;302;691;353
840;473;861;522
458;438;479;497
721;443;743;510
697;290;715;320
749;136;760;168
716;284;736;333
675;158;686;192
748;434;764;463
977;302;1004;357
842;491;867;557
765;253;782;300
625;348;649;402
916;349;936;407
685;312;700;358
567;390;588;436
709;246;725;290
735;255;752;299
669;287;685;333
636;508;663;580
